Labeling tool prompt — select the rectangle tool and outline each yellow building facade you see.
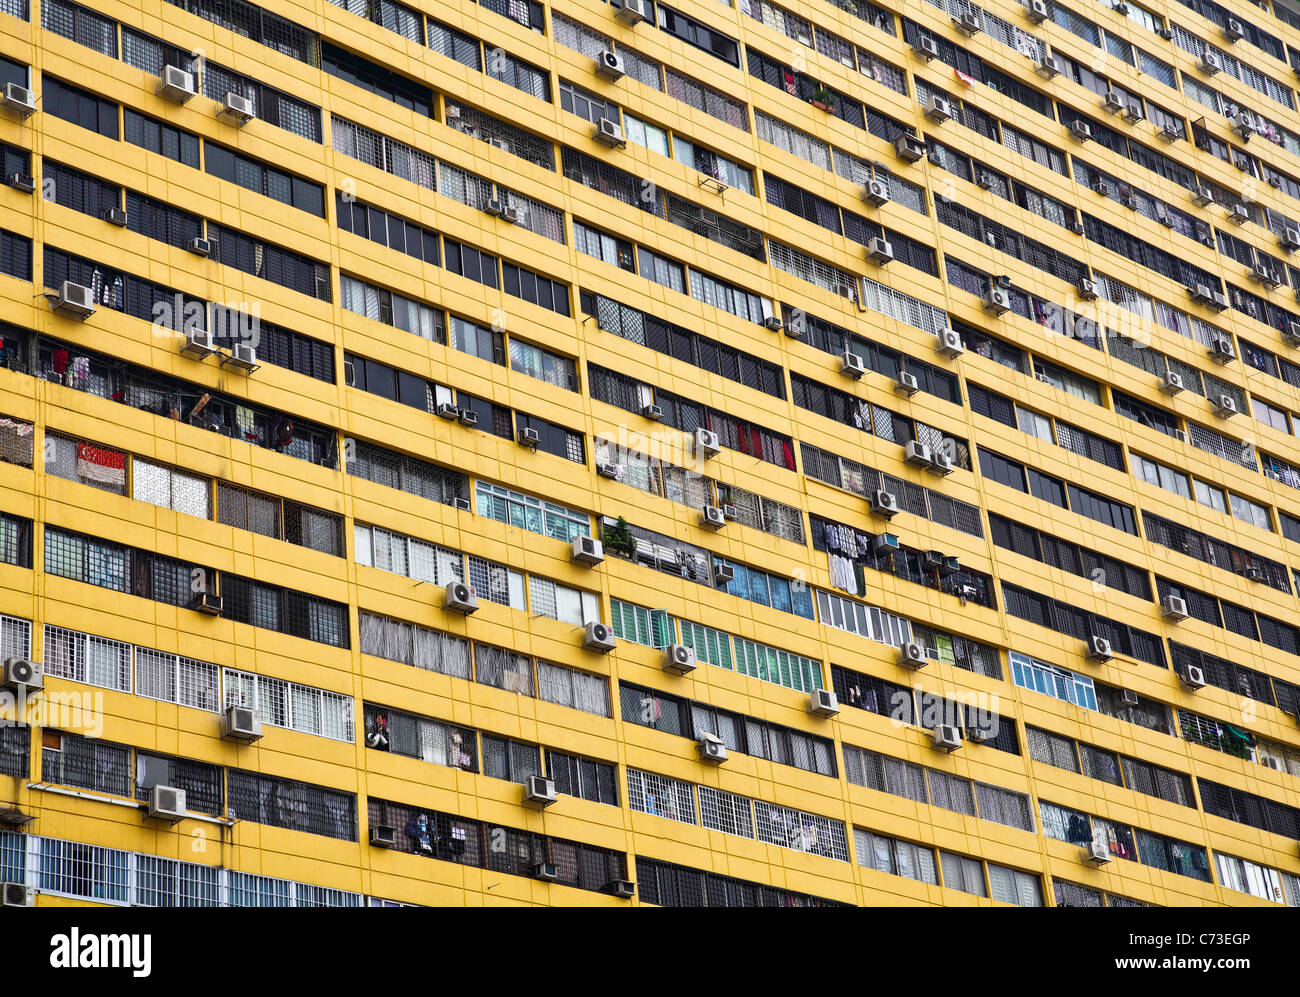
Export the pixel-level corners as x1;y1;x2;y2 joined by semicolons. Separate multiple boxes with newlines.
1;0;1299;906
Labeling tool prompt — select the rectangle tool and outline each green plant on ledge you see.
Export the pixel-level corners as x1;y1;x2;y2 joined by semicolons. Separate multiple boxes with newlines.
809;86;837;111
601;516;636;558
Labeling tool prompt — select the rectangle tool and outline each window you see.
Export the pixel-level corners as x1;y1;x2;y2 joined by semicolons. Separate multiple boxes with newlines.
132;459;211;519
123;109;200;167
226;668;354;742
502;263;570;316
559;80;615;124
1134;454;1191;499
475;481;589;541
42;625;131;692
508;337;577;391
210;143;325;216
227;770;356;840
536;660;610;716
480;735;540;782
443;239;499;289
610;599;675;648
854;828;937;885
42;731;131;796
547;750;618;805
44;77;118;139
528;577;598;626
449;316;503;365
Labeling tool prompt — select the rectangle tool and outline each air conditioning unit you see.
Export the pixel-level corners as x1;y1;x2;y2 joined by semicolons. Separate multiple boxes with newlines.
1232;119;1253;142
840;351;866;378
1157;123;1180;142
720;503;738;521
894;134;926;163
103;206;128;227
1077;278;1099;301
976;172;997;190
571;535;605;566
930;725;962;752
146;785;187;822
156;65;196;104
523;775;557;808
187;236;211;256
436;402;460;420
485;199;519;223
697;732;727;764
458;408;479;427
596;461;621;479
218;91;255;125
874;532;900;555
1160;370;1185;394
898;641;928;669
1269;173;1283;188
712;562;734;585
1157;25;1174;40
1281;227;1300;252
606;878;636;898
1;657;41;692
370;825;396;848
1189;283;1213;304
1;883;33;907
615;0;652;24
694;427;721;459
936;328;964;358
870;489;899;518
867;236;894;265
912;36;940;61
699;505;727;530
1112;1;1129;13
180;329;216;359
1223;18;1244;42
1208;336;1236;362
1122;103;1143;124
517;426;541;448
593;117;626;147
1245;565;1265;582
1069;119;1092;142
51;281;95;319
1086;635;1113;662
0;83;35;118
863;178;890;206
1251;264;1280;287
220;704;263;743
925;96;952;123
1227;202;1249;224
443;581;479;614
1192;185;1216;207
922;550;945;572
1034;53;1060;79
1209;290;1229;312
452;497;472;511
192;591;222;615
954;11;982;34
1284;321;1300;347
1084;840;1112;865
904;440;931;466
763;315;785;332
808;689;839;718
1102;90;1125;114
1179;664;1207;690
1199;50;1222;74
583;621;616;653
893;371;919;396
532;861;559;881
1026;0;1049;22
1120;689;1140;707
663;643;697;676
1161;594;1189;620
6;171;34;193
983;288;1012;315
595;50;626;81
641;403;664;421
966;725;990;745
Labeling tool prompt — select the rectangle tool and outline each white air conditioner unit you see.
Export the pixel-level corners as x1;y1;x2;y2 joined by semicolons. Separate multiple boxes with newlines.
1199;50;1222;74
1077;277;1100;301
1228;202;1249;224
1069;120;1092;141
187;236;211;256
615;0;652;24
894;134;926;163
898;641;928;669
1160;370;1185;394
51;281;95;319
976;172;997;190
1120;689;1140;707
1102;90;1125;114
583;621;616;653
571;535;605;566
1232;119;1253;142
642;403;664;421
452;497;472;511
699;505;727;530
893;371;919;396
220;704;263;743
221;342;259;373
1086;635;1113;662
930;725;962;752
764;315;785;332
913;36;940;61
218;91;255;125
1;883;33;906
863;178;890;206
458;408;479;427
1157;123;1180;142
485;198;518;223
936;328;964;357
180;329;216;359
874;533;900;555
523;775;557;808
606;878;636;898
1192;185;1216;207
1223;18;1244;42
517;426;541;448
983;288;1012;315
840;351;866;378
0;83;35;118
593;117;626;147
867;236;894;265
1122;102;1143;124
1084;839;1112;865
721;503;738;521
1208;336;1236;362
595;50;626;81
437;402;460;420
694;427;721;459
904;440;932;466
1;657;41;692
156;65;196;104
596;461;621;479
697;732;727;764
6;171;34;193
1161;594;1189;621
146;785;187;822
664;643;697;675
808;689;839;718
1026;0;1049;22
1281;228;1300;252
1284;321;1300;347
104;206;128;227
925;95;952;122
1208;290;1229;312
1179;664;1207;690
1035;52;1060;79
954;12;982;34
370;825;396;848
712;563;734;586
532;861;559;881
443;581;479;614
870;489;899;518
1213;393;1238;417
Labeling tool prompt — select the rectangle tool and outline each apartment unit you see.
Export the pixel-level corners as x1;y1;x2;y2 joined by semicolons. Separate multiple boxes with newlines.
1;0;1300;907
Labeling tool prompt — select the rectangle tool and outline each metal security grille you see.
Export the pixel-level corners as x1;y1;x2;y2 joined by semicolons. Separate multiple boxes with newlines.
444;101;555;170
474;644;534;696
535;660;609;716
42;732;132;797
358;612;473;680
227;770;356;841
43;625;131;692
0;725;29;778
699;786;755;838
627;768;695;824
635;856;847;907
134;855;222;907
753;800;849;861
134;753;224;814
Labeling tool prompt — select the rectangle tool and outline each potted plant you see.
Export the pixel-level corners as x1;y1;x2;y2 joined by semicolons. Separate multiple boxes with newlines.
809;85;837;112
601;516;636;558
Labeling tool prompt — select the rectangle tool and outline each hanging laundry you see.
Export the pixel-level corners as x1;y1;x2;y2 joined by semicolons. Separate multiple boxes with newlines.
70;356;90;387
52;348;69;376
